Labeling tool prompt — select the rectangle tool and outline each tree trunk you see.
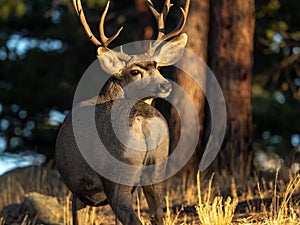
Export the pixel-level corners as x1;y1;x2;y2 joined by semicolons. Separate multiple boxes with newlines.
169;0;210;183
210;0;255;178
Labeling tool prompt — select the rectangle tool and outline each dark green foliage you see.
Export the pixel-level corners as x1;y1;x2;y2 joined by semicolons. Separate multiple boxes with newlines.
254;0;300;155
0;0;136;154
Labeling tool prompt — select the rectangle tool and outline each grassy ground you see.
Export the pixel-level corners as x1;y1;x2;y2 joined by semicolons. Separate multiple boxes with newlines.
0;166;299;225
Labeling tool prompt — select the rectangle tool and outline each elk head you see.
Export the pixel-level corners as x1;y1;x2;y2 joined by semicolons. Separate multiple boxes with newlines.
72;0;189;99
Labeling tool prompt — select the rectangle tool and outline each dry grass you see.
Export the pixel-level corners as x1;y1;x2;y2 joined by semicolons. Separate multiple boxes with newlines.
164;195;185;225
196;173;238;225
259;173;300;225
0;175;25;211
0;166;67;211
1;167;300;224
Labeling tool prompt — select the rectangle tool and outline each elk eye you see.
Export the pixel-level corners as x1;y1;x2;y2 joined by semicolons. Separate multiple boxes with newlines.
130;70;141;76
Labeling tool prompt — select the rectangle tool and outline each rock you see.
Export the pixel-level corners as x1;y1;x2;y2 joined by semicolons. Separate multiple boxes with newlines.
23;192;64;224
0;204;22;225
0;192;65;225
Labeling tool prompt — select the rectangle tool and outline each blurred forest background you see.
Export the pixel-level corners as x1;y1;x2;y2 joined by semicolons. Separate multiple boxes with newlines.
0;0;300;176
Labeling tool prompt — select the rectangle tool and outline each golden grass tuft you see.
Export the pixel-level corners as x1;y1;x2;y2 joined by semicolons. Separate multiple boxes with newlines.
260;173;300;225
164;195;185;225
196;172;238;225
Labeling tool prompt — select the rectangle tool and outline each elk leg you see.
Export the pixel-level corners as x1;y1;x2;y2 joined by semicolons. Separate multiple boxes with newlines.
142;183;164;225
72;194;86;225
103;180;142;225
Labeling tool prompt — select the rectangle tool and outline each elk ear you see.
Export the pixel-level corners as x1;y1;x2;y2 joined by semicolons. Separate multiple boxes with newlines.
154;33;188;67
97;47;125;75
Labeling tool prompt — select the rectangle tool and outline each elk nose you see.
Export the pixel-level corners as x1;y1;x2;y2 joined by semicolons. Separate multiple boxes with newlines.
159;81;172;93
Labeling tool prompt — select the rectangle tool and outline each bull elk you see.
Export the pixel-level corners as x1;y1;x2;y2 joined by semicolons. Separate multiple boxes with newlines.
56;0;190;224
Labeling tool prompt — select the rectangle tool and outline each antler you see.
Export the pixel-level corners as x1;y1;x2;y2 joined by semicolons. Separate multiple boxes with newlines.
72;0;123;48
147;0;190;42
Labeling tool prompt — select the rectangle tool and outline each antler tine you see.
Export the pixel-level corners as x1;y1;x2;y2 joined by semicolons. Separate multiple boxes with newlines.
160;0;190;42
160;0;173;38
147;0;173;39
99;1;123;48
147;0;190;43
73;0;101;46
72;0;123;48
162;0;173;24
72;0;79;14
146;0;161;33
